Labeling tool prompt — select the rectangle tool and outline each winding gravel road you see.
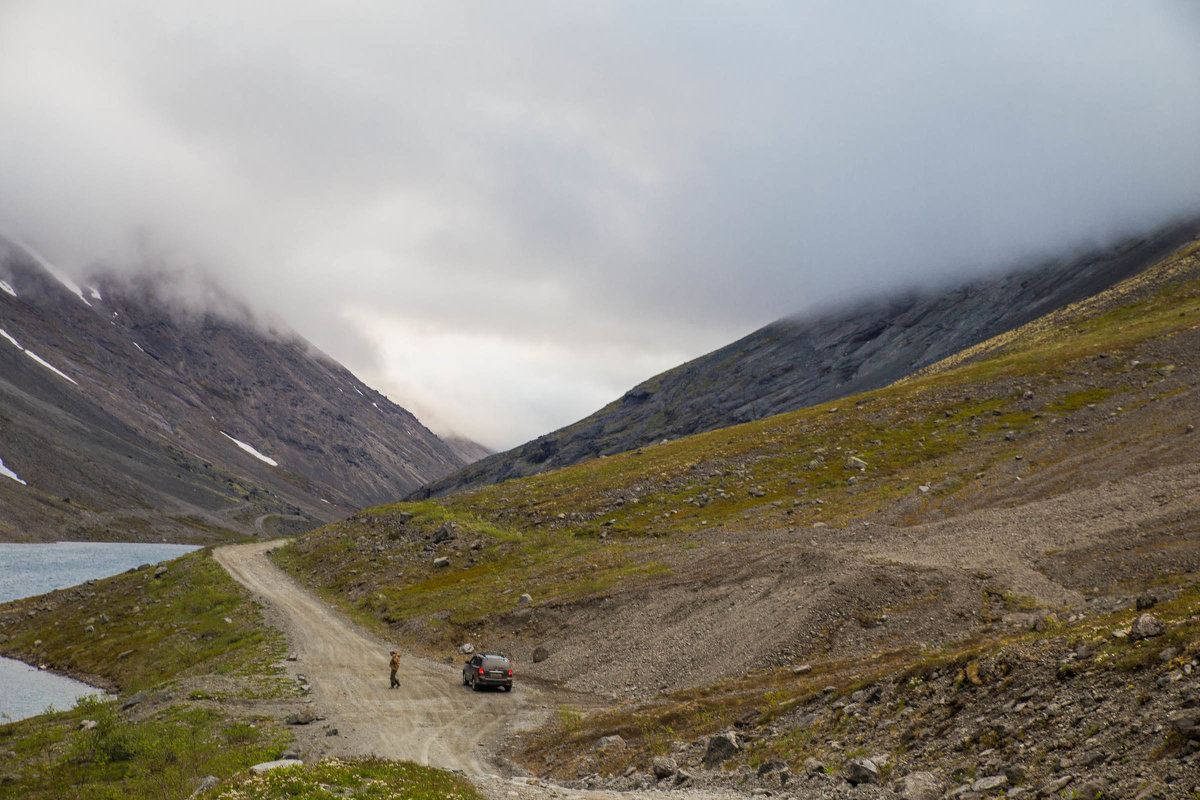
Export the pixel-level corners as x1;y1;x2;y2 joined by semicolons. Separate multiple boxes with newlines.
214;540;537;774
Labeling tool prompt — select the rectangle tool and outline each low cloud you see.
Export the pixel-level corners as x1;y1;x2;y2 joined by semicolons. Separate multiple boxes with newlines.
2;2;1198;448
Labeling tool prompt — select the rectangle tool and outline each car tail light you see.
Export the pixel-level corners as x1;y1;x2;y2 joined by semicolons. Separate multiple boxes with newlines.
478;667;485;675
507;670;513;676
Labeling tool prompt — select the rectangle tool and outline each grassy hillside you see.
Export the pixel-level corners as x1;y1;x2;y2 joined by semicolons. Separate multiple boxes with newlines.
269;238;1200;792
0;550;297;798
276;238;1200;644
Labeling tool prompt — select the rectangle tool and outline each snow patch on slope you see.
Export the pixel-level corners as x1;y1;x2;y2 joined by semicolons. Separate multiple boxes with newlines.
0;327;79;385
24;351;78;384
0;280;15;298
0;456;26;486
220;432;279;466
15;240;92;306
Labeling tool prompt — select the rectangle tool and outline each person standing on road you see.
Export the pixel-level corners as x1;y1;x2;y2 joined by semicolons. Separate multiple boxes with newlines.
388;650;401;689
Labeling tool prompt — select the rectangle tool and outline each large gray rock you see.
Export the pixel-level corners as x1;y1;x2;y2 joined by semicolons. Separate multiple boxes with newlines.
285;704;317;725
250;759;303;774
651;756;678;779
532;646;550;663
702;732;740;765
844;758;878;785
1130;613;1167;640
187;775;220;799
433;556;451;568
594;735;626;754
973;774;1008;792
899;771;943;800
248;762;302;772
1169;709;1200;738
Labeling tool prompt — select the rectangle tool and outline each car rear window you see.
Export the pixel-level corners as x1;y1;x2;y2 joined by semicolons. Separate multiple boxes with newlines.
481;657;510;669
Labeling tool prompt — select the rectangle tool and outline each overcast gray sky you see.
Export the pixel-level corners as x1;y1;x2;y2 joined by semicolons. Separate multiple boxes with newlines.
2;2;1199;449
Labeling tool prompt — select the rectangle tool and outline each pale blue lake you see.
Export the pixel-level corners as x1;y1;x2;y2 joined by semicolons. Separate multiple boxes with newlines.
0;541;199;723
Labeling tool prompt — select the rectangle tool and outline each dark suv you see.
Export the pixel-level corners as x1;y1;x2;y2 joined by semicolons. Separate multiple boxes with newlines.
462;653;513;691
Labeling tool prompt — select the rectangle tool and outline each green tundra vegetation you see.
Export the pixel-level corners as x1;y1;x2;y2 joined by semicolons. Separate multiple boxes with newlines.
274;240;1200;648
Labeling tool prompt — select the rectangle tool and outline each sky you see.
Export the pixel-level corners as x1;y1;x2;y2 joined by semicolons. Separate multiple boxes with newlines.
2;2;1199;450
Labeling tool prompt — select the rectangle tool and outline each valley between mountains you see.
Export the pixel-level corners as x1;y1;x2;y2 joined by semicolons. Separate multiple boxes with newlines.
5;234;1200;798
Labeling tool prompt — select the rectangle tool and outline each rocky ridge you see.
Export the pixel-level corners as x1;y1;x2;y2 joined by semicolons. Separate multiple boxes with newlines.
416;217;1200;500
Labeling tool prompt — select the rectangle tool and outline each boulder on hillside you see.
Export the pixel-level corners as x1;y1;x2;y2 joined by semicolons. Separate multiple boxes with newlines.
594;735;626;755
1169;709;1200;739
899;771;943;800
652;756;678;780
703;731;740;765
250;759;303;774
844;758;879;785
1130;613;1166;641
532;646;550;663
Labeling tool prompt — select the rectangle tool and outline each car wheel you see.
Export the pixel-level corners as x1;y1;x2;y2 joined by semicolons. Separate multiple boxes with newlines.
462;673;469;686
470;676;480;691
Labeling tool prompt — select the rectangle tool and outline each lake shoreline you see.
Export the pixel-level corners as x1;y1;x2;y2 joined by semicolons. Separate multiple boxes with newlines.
0;649;115;695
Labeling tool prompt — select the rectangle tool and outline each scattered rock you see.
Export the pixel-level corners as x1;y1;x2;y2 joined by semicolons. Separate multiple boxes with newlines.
972;774;1007;792
187;775;220;799
78;720;97;731
652;756;678;779
250;759;303;774
459;643;474;655
803;757;825;776
1074;779;1107;800
432;556;451;568
594;735;626;754
792;663;812;675
1130;613;1167;641
285;705;317;725
844;456;868;471
844;757;878;785
898;770;942;800
517;593;533;605
532;646;550;663
120;691;148;710
756;759;789;783
153;565;168;579
1031;612;1059;632
1169;709;1200;738
702;732;740;765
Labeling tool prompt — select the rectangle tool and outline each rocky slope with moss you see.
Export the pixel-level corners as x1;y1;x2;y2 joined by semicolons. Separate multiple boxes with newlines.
270;237;1200;796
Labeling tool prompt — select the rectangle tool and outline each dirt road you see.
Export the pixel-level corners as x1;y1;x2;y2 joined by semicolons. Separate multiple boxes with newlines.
214;540;543;775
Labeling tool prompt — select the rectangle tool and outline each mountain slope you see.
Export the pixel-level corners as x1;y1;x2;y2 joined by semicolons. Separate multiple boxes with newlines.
416;216;1200;499
0;242;469;542
277;232;1200;702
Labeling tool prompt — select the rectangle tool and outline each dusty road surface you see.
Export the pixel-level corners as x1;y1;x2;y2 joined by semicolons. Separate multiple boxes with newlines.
214;540;543;774
215;541;775;800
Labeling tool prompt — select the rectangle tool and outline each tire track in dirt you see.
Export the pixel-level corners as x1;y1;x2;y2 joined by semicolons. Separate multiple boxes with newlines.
215;540;534;775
